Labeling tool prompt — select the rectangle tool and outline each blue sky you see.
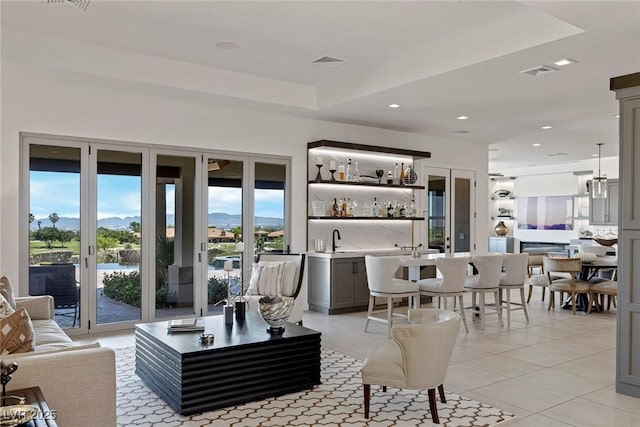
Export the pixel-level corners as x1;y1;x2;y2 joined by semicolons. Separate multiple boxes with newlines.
30;172;284;220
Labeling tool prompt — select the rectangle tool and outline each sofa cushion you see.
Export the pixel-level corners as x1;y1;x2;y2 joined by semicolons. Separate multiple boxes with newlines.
1;307;35;355
15;296;52;320
0;293;15;318
31;319;74;351
0;276;17;310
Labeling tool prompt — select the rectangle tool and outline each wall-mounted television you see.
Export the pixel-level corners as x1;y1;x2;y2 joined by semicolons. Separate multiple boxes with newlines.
517;196;573;230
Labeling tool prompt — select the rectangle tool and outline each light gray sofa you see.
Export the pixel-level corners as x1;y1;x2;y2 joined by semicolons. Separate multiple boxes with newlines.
2;295;116;427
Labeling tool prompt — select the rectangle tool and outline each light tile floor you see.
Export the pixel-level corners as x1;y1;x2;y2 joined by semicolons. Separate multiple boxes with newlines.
75;287;635;426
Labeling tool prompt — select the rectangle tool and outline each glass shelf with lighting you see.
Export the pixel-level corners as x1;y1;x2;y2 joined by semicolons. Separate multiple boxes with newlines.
308;216;425;220
308;180;425;190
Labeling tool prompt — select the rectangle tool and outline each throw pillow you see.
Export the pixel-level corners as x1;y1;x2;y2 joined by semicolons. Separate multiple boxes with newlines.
0;276;17;310
0;294;16;318
279;261;298;297
0;307;36;355
246;261;285;297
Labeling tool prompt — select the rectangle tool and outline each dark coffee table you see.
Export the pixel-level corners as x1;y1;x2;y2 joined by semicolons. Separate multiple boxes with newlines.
135;313;321;415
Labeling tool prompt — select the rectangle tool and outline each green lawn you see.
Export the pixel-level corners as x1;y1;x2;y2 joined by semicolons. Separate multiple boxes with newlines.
30;239;80;255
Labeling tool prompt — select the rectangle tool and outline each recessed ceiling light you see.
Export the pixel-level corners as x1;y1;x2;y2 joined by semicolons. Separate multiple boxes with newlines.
532;143;541;147
388;104;401;108
554;58;576;66
457;116;468;120
215;41;238;50
592;153;599;157
541;125;553;130
614;114;620;118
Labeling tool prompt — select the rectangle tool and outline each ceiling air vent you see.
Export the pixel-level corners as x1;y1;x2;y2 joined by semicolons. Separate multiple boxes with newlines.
311;56;345;68
519;65;558;77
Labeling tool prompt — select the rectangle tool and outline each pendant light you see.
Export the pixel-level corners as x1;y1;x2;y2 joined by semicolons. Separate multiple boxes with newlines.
592;143;608;199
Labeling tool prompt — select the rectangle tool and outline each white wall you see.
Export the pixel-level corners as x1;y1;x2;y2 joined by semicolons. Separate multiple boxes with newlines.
1;63;489;298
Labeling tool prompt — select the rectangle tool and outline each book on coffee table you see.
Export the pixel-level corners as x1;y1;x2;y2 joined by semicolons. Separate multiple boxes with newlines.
168;318;204;332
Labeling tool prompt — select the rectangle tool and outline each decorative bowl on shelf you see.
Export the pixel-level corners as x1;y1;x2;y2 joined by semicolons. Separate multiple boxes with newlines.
593;237;617;247
493;189;511;198
258;296;294;335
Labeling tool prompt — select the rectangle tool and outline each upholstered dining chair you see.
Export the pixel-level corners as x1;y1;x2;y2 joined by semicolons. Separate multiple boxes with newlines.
526;253;547;303
499;253;530;327
588;280;617;313
361;308;461;424
416;256;469;333
464;254;503;331
543;257;592;315
364;255;420;338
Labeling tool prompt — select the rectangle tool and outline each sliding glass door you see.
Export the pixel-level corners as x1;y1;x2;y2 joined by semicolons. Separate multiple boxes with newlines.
28;142;85;332
153;152;198;319
23;135;290;332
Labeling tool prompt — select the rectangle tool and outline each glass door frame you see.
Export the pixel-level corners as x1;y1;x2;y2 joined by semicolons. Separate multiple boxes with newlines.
198;153;291;317
88;142;149;334
147;147;203;322
419;165;476;254
20;134;90;336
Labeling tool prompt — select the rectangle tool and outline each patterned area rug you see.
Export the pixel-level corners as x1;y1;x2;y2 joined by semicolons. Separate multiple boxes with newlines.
116;347;515;426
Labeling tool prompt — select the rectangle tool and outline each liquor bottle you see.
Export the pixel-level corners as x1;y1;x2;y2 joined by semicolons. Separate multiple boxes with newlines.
353;162;360;182
332;198;339;217
346;197;353;217
372;197;379;217
345;158;353;182
387;171;393;184
393;163;399;184
341;197;348;217
387;201;394;217
399;162;405;185
409;196;417;217
337;162;346;181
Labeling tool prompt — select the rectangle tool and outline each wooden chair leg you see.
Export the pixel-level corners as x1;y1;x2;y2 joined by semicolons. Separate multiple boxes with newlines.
496;290;504;327
382;386;387;392
479;292;485;331
364;295;374;332
458;295;469;333
428;388;440;424
387;296;393;338
571;291;576;315
542;287;546;301
364;384;370;418
527;285;533;303
505;288;511;327
438;384;446;403
520;287;530;322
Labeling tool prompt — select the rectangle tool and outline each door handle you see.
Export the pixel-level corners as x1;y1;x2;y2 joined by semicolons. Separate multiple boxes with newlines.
85;257;88;268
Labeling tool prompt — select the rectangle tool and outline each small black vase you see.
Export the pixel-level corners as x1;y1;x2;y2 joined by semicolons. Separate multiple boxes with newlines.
235;300;246;321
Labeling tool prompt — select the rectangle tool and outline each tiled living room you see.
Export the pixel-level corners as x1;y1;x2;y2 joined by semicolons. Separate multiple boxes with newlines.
68;287;629;427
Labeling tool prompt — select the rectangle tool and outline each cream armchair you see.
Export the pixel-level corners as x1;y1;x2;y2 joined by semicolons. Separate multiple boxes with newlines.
243;252;305;324
361;308;461;424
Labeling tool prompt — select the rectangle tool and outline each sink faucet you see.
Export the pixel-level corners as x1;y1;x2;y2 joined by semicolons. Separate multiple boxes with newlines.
332;229;341;252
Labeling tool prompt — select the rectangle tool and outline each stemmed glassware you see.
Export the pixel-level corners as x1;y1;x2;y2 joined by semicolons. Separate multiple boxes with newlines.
375;169;384;184
314;157;324;182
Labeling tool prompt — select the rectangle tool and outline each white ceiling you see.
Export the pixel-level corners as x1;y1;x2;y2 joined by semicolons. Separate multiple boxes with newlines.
2;0;639;171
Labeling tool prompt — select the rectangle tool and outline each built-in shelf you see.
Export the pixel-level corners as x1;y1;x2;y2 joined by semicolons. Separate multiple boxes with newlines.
492;216;516;220
308;216;425;220
308;180;425;190
491;196;515;201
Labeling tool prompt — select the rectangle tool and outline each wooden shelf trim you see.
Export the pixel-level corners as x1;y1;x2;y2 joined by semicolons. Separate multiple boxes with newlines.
308;140;431;159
